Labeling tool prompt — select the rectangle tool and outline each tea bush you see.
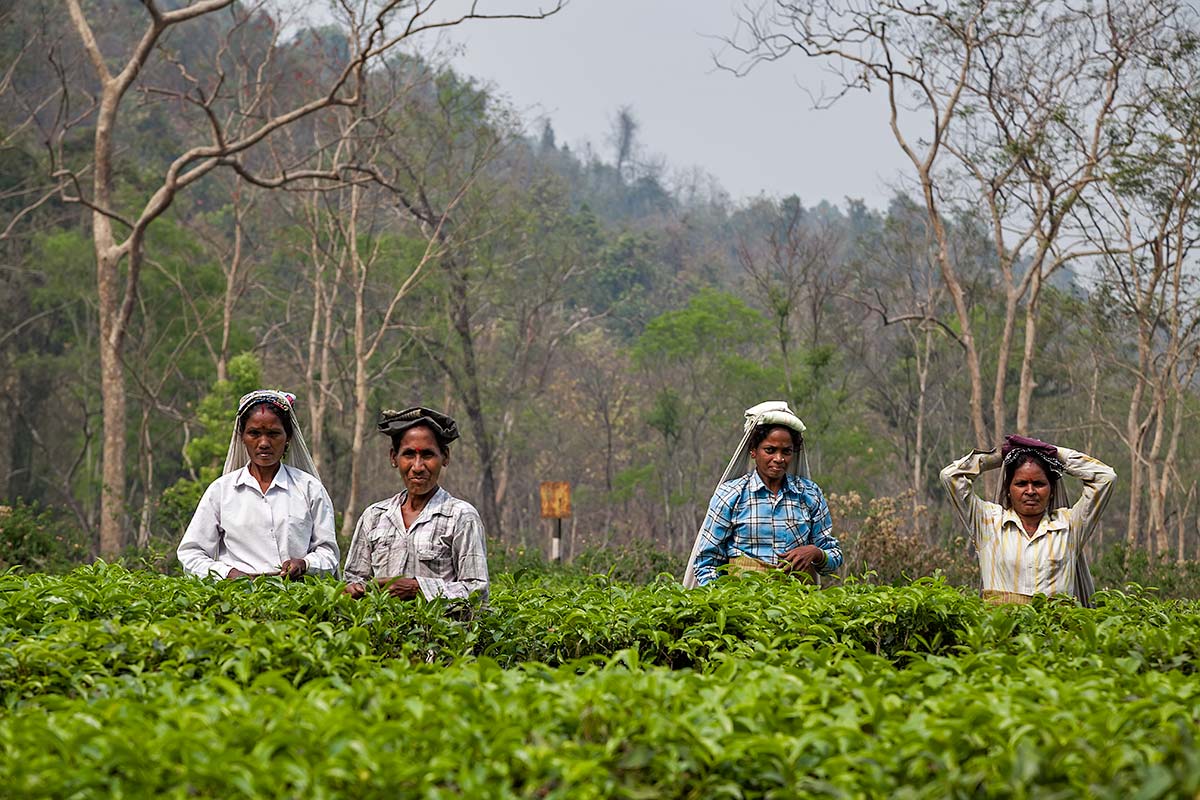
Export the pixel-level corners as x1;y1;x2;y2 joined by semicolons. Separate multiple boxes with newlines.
4;565;1200;797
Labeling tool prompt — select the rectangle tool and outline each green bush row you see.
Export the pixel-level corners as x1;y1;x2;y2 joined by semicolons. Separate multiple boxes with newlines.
2;652;1198;799
3;566;1200;703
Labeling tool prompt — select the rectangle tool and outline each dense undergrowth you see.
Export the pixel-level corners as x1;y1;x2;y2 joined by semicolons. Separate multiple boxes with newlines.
1;565;1198;797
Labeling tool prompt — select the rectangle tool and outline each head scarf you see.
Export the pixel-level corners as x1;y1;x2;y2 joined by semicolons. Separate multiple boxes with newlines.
1002;447;1065;481
222;390;321;481
682;401;811;588
377;406;460;448
994;443;1095;607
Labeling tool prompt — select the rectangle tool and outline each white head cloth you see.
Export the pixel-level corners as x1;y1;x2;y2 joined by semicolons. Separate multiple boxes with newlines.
681;401;810;588
222;389;322;481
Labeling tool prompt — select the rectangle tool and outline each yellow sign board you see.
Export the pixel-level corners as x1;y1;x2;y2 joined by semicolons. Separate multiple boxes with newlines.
540;481;571;518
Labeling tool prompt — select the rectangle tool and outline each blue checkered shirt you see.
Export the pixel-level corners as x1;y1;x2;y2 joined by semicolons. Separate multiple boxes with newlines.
693;470;842;586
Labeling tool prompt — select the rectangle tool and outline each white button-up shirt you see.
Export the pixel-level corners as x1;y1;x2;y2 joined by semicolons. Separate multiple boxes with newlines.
177;464;340;578
940;446;1116;597
343;486;489;601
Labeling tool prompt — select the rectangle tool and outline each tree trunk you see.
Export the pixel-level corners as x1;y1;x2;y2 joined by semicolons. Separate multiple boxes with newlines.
215;197;245;384
912;326;932;527
451;263;504;539
1014;271;1044;436
1124;330;1150;548
136;406;153;548
98;250;128;556
341;184;368;540
924;181;988;448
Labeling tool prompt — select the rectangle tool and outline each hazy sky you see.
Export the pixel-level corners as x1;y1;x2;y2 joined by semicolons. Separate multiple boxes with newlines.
436;0;911;209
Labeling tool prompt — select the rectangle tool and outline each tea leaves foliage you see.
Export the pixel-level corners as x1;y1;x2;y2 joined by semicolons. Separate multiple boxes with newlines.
2;565;1199;797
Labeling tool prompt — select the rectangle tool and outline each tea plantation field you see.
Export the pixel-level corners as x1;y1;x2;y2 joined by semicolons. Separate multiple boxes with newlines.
2;564;1199;797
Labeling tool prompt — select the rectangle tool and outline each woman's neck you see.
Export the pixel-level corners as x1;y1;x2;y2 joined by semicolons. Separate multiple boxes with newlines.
1017;512;1043;534
405;485;437;513
249;462;280;492
758;471;783;495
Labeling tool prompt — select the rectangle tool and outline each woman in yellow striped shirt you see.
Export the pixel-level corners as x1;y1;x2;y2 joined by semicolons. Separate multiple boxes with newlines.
940;434;1116;606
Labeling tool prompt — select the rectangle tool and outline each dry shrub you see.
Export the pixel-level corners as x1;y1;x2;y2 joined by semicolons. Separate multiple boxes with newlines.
830;491;977;587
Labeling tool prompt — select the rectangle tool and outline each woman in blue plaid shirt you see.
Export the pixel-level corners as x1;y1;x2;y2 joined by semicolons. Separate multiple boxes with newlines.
684;401;843;587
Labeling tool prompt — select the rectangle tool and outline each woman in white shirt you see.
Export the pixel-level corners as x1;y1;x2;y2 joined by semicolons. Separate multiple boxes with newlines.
177;390;340;579
940;434;1116;606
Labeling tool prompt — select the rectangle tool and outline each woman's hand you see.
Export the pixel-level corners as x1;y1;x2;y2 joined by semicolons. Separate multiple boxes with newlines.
377;576;420;600
778;545;826;574
343;582;367;599
278;558;308;580
226;568;253;580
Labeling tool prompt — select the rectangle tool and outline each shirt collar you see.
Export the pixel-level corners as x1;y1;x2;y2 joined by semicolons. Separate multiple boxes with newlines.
1000;505;1068;533
747;470;801;496
391;485;452;529
234;463;293;494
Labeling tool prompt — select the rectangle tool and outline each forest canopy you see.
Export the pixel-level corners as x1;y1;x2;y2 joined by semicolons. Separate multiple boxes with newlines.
1;0;1199;589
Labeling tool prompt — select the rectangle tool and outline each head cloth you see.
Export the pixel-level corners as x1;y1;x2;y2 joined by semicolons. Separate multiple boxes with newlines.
377;406;460;446
222;389;322;481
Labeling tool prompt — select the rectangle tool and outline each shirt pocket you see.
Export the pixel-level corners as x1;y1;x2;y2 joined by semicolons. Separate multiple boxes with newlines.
783;503;812;547
416;535;452;574
1040;536;1072;588
368;528;402;576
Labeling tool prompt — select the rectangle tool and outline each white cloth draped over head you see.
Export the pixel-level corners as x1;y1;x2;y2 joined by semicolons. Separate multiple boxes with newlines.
222;389;321;481
681;401;810;588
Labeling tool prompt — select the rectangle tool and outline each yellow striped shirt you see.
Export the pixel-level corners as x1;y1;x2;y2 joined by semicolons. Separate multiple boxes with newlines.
940;446;1116;598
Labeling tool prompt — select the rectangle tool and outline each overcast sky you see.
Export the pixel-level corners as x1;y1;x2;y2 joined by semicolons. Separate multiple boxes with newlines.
434;0;911;210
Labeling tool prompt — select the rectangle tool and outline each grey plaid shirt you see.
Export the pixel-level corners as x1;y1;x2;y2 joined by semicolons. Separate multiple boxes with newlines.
343;487;489;601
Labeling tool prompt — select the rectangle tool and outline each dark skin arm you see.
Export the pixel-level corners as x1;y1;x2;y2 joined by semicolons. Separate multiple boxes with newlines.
342;577;420;600
278;558;308;580
778;545;827;575
378;576;420;599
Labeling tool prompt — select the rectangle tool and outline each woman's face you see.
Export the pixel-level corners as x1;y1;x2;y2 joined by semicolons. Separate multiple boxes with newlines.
241;406;289;470
750;427;796;486
392;425;447;499
1007;460;1051;518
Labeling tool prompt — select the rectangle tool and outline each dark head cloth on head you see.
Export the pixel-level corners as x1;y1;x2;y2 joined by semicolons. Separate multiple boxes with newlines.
378;407;460;444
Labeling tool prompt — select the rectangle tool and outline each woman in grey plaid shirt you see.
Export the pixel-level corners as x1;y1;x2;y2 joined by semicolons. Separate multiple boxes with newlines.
342;407;489;602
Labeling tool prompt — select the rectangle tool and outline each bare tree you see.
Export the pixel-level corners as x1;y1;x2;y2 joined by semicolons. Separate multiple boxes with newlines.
734;195;842;399
609;104;639;183
725;0;1176;447
1080;26;1200;555
2;0;563;554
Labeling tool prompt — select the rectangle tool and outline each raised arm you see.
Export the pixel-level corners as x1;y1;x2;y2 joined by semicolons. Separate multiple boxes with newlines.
1058;446;1116;545
939;448;1004;547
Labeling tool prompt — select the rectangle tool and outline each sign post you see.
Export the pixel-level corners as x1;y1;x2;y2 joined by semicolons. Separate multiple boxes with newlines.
539;481;571;563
